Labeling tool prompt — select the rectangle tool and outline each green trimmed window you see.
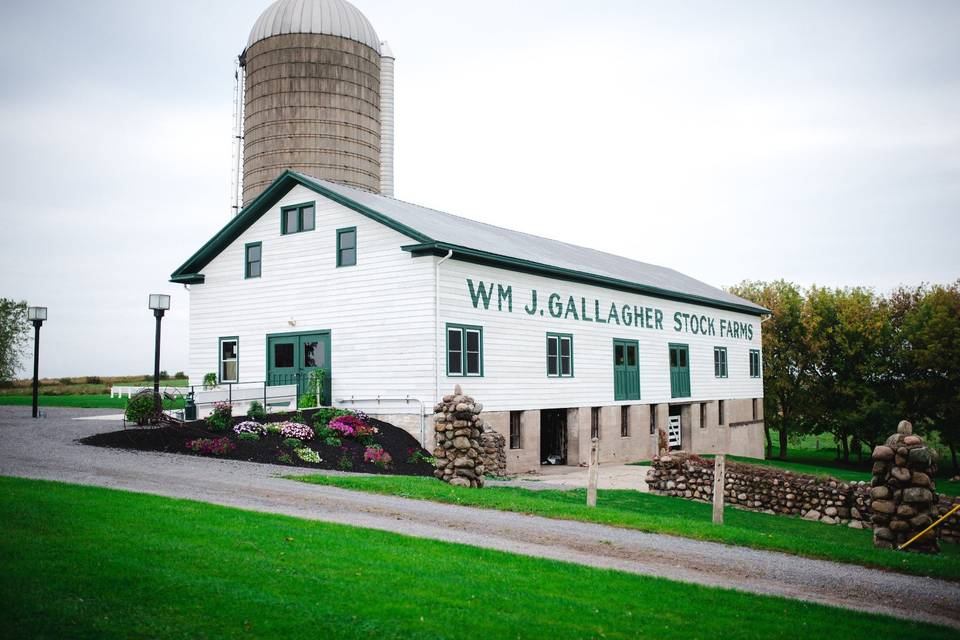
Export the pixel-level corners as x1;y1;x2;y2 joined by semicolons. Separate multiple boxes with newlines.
281;202;315;235
219;337;238;383
546;333;573;377
713;346;728;378
337;227;357;267
750;349;762;378
447;324;482;377
244;242;261;279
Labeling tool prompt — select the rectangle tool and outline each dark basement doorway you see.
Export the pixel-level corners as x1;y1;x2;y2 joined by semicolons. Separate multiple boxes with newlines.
540;409;567;465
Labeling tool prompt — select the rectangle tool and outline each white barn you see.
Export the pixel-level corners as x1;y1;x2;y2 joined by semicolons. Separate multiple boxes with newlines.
171;171;768;473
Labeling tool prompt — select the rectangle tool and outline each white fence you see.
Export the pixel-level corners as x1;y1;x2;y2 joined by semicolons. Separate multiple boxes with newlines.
110;385;186;399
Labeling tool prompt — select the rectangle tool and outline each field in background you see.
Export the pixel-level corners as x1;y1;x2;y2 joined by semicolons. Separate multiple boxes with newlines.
1;476;952;640
0;375;189;397
0;375;189;409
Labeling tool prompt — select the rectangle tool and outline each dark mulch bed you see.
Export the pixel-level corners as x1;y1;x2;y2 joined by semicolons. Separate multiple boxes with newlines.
79;413;433;477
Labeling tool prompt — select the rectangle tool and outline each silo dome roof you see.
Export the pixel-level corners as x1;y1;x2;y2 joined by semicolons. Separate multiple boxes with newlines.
246;0;381;53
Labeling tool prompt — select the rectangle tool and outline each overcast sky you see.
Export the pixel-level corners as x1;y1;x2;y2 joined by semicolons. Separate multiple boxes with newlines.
1;0;958;378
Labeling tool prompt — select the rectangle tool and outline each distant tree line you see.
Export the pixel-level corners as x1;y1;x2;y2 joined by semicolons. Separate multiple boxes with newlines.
729;281;960;472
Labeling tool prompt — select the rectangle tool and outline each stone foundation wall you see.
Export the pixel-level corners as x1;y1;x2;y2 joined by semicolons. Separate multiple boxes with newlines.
647;453;959;541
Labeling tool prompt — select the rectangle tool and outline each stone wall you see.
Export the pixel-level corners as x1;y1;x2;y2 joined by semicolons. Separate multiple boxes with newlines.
647;453;958;542
479;429;506;477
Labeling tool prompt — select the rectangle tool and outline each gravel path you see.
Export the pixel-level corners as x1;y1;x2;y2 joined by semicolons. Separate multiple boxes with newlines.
2;406;958;629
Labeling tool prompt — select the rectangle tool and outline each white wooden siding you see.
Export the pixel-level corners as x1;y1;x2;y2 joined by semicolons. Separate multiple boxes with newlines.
437;260;763;412
187;184;436;407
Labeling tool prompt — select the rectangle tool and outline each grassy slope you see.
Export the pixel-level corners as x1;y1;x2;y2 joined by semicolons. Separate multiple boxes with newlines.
294;475;960;581
0;476;951;640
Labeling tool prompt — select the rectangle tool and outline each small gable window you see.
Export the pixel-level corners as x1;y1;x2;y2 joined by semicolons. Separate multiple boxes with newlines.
337;227;357;267
281;202;315;235
244;242;262;279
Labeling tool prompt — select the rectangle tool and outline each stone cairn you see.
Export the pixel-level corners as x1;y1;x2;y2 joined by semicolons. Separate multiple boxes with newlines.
870;420;939;553
479;429;506;477
433;385;487;487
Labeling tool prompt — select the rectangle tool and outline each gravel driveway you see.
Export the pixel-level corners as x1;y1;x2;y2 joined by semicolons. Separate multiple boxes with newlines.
2;406;958;629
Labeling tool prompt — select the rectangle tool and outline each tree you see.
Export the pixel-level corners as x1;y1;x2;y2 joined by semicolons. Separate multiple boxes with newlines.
729;280;814;459
0;298;29;384
804;286;892;463
902;282;960;472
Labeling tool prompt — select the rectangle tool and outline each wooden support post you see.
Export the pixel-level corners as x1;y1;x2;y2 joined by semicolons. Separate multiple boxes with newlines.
587;437;599;507
712;454;725;525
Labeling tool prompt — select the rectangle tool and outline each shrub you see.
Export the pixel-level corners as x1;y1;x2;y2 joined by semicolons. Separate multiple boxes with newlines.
238;432;260;442
298;394;317;409
323;435;342;447
294;447;322;463
264;422;283;435
58;377;73;385
292;411;307;425
407;448;435;465
159;370;170;380
186;437;234;456
313;408;352;430
282;438;303;449
246;401;267;423
206;402;232;432
233;421;264;436
278;422;314;440
84;376;102;384
338;452;353;470
363;445;392;469
174;371;187;379
277;453;292;464
202;372;217;390
124;393;156;426
329;415;378;440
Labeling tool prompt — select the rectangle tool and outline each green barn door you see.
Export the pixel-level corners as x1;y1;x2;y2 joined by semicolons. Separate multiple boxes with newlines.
669;343;691;398
267;332;331;404
613;339;640;401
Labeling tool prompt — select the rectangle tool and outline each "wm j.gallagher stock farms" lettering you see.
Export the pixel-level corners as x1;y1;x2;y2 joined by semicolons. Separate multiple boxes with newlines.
465;278;755;340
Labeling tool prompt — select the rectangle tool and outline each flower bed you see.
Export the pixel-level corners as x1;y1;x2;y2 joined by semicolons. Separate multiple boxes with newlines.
80;408;434;477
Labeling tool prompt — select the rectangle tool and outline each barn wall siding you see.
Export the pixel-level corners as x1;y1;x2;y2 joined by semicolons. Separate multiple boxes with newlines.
436;260;763;412
187;184;436;406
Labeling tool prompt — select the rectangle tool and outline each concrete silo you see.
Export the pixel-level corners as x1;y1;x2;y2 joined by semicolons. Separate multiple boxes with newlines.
239;0;394;206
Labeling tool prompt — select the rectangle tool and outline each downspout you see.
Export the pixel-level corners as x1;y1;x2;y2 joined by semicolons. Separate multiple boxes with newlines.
435;250;454;406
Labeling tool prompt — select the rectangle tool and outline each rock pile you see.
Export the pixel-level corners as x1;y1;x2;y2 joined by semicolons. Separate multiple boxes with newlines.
433;385;486;488
870;420;939;553
480;429;506;477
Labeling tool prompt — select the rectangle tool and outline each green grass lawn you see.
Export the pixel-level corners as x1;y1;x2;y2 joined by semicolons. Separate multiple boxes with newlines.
0;394;186;410
0;476;951;640
294;474;960;582
0;394;130;409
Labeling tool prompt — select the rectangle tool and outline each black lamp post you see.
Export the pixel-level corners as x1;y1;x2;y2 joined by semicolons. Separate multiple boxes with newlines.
26;306;47;419
148;294;170;414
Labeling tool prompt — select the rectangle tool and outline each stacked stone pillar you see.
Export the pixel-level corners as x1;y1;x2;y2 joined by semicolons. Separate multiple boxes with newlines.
870;420;939;553
433;385;486;488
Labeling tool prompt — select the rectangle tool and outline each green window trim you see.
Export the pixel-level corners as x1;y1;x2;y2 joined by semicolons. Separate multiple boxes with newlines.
218;336;239;384
713;346;728;378
750;349;762;378
244;242;262;279
337;226;357;267
546;333;574;378
446;323;483;377
280;201;316;235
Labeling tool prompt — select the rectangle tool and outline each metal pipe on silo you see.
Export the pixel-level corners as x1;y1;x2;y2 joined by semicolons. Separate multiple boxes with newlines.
379;41;395;198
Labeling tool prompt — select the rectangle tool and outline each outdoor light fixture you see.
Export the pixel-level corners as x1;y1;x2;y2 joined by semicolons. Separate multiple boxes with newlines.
148;294;171;311
27;306;47;419
148;294;170;414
